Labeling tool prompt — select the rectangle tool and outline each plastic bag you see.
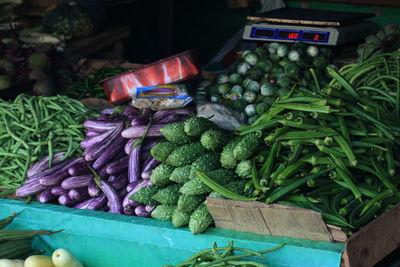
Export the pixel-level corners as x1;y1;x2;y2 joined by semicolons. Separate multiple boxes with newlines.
131;84;193;111
196;101;245;131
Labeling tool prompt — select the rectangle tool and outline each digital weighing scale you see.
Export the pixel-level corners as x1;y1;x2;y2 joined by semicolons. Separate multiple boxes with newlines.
243;8;379;46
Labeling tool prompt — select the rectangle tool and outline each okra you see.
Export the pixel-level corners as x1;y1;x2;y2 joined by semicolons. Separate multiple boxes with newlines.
265;168;332;203
0;238;31;259
0;229;62;242
0;213;17;229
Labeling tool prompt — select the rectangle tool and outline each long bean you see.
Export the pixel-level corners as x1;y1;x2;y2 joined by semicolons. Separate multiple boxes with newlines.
0;94;97;189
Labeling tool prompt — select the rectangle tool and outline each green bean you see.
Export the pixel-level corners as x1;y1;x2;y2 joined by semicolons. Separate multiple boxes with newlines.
278;120;320;130
265;168;332;203
251;160;261;190
330;157;362;200
370;157;398;193
354;202;382;229
260;142;280;182
330;191;350;217
274;103;336;114
327;67;359;98
195;170;257;201
322;213;354;229
275;129;337;141
339;198;359;217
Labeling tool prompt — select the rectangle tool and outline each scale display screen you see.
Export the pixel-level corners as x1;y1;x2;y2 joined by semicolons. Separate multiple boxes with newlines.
254;29;275;37
250;27;330;43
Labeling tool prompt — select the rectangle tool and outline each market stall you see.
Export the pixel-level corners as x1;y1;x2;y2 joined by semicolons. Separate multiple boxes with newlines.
1;1;400;266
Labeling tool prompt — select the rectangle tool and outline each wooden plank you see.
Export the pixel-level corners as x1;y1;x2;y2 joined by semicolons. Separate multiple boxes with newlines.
67;25;131;58
345;203;400;267
206;198;335;242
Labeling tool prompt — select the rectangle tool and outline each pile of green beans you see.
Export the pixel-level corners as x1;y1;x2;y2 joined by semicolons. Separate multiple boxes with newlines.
329;52;400;117
229;54;400;233
62;67;125;99
164;241;285;267
0;94;97;190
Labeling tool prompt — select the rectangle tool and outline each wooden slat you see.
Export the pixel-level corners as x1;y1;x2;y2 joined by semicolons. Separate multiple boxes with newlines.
345;203;400;267
67;25;131;58
206;198;336;242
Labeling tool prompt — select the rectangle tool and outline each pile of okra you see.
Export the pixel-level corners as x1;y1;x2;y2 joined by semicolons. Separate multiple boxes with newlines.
238;52;400;234
0;213;61;259
0;94;97;190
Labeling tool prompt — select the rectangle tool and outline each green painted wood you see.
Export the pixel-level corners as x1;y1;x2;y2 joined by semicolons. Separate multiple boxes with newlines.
0;199;344;267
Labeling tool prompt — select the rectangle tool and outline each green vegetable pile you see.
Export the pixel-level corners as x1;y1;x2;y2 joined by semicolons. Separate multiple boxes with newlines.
163;241;285;267
0;94;97;189
195;42;334;124
0;213;61;259
198;52;400;234
358;24;400;61
130;117;247;234
62;67;125;99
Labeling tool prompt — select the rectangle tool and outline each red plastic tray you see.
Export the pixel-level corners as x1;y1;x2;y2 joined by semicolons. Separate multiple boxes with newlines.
100;49;200;103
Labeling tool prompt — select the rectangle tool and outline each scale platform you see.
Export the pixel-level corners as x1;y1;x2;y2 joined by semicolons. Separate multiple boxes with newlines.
243;8;379;46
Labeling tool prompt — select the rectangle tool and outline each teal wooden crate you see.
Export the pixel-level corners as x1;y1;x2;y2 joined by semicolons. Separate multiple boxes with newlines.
0;199;344;267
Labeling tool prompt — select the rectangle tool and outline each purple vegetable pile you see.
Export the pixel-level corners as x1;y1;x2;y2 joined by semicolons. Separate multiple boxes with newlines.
16;106;192;217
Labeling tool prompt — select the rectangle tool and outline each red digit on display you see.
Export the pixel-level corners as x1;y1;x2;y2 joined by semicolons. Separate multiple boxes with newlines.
294;33;299;39
314;34;320;40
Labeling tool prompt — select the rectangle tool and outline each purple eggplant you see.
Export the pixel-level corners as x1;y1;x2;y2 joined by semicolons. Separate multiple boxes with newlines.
84;123;124;162
39;158;85;186
86;194;107;210
61;175;93;190
92;137;128;170
106;156;129;175
126;181;140;192
86;131;100;138
124;139;136;154
123;180;152;209
108;174;128;190
74;198;93;209
135;205;151;217
157;114;188;124
121;125;164;139
98;166;110;179
88;180;101;197
37;187;57;203
51;186;68;196
128;144;141;183
141;150;151;164
80;130;111;149
122;106;140;117
16;180;47;198
123;205;135;215
145;205;156;213
142;140;159;152
27;152;66;178
152;108;192;122
58;194;77;207
83;120;122;133
24;158;73;184
141;157;160;180
100;108;114;115
67;164;90;176
68;188;90;201
99;180;121;214
130;108;152;126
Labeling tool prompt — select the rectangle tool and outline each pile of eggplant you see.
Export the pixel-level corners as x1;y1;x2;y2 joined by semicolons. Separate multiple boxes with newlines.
16;106;192;217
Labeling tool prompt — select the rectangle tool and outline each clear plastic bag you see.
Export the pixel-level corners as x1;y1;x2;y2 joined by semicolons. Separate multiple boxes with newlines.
131;84;193;111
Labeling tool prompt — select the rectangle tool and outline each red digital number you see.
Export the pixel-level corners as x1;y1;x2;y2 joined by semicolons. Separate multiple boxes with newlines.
288;33;299;39
314;34;320;40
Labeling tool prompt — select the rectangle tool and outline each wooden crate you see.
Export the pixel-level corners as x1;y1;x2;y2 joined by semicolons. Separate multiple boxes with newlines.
206;197;400;267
